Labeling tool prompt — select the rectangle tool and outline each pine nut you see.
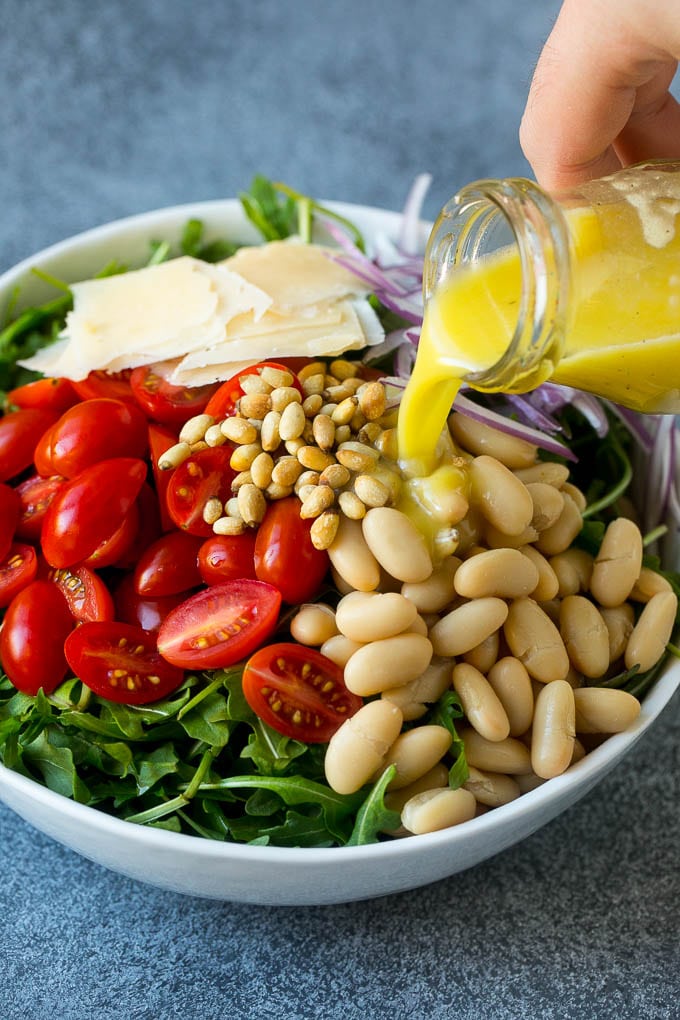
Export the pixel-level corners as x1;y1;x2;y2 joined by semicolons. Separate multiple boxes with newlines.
469;455;534;536
260;366;294;389
270;386;302;414
401;787;477;835
325;384;356;403
202;497;224;525
487;657;534;737
343;633;433;696
302;373;326;396
240;373;273;395
297;484;317;504
310;510;340;550
237;483;266;526
302;393;324;417
453;547;539;600
250;451;274;490
300;485;336;519
179;413;215;445
573;687;641;733
430;597;508;657
265;482;293;501
319;463;351;489
324;700;403;794
239;393;271;419
358;381;387;421
590;518;644;607
449;412;537;468
335;424;352;445
338;491;366;520
204;424;227;447
294;470;320;493
330;397;357;426
357;421;383;445
452;662;510;742
462;728;532;774
624;590;678;672
290;603;338;646
297;361;326;383
297;446;336;472
354;474;390;508
231;470;253;491
335;441;380;473
229;443;262;471
260;411;282;452
531;680;576;778
559;595;610;678
374;428;399;461
278;401;306;441
330;358;360;379
158;442;192;470
225;497;241;518
285;437;306;456
375;725;452;790
504;597;570;683
362;507;433;583
336;591;418;643
312;414;336;451
213;516;246;536
463;767;521;807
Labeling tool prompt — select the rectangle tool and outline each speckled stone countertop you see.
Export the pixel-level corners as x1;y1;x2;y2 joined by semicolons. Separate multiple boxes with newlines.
1;2;678;1017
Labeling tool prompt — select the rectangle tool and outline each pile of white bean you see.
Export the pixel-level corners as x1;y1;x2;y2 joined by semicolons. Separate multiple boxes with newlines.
290;411;678;838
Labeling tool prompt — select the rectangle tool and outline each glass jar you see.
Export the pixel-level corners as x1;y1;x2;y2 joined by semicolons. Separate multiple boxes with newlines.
422;160;680;412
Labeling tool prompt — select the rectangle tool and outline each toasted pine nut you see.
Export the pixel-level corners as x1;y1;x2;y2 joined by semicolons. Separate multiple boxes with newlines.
559;595;610;678
624;590;678;672
320;633;364;668
225;497;241;518
462;728;532;775
297;483;317;504
362;507;433;583
354;474;390;509
329;358;360;380
310;413;335;451
504;597;570;683
324;700;403;794
375;725;452;790
533;493;583;556
374;428;399;461
590;517;643;607
300;484;336;519
336;591;417;643
453;547;539;600
231;470;253;492
310;510;340;550
237;483;266;526
487;657;534;737
629;567;673;603
302;393;324;418
531;679;576;779
358;381;387;421
202;497;224;525
204;424;227;447
343;633;433;696
338;490;366;520
260;366;294;389
335;441;380;473
294;470;320;493
319;463;351;489
463;767;521;807
158;442;192;470
260;410;282;452
453;662;510;742
469;455;534;536
229;443;262;472
238;393;271;419
278;401;306;441
600;604;635;662
357;421;383;445
401;787;477;835
269;386;302;414
221;416;257;444
297;446;336;472
240;373;272;395
430;597;508;657
573;687;641;734
265;482;293;501
335;424;352;445
290;603;338;646
250;451;274;489
271;456;303;487
213;516;246;536
297;361;326;383
179;413;215;445
449;412;537;468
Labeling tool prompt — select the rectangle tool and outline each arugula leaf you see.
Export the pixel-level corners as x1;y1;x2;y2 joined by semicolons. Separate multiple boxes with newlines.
426;690;469;789
347;766;400;846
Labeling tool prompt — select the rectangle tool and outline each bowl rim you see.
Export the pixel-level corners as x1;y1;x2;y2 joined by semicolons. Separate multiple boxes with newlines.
0;196;678;867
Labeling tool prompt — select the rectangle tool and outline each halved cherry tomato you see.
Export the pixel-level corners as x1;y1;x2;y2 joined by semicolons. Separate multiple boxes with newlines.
15;474;66;542
114;575;189;633
64;621;185;705
82;502;140;569
157;579;281;669
0;407;58;482
49;398;148;478
133;531;203;596
204;361;303;419
254;497;329;604
41;457;147;568
198;532;257;585
0;542;38;607
71;369;135;403
148;423;179;532
242;643;362;742
6;377;79;415
0;580;75;695
166;446;236;537
0;483;20;560
48;565;115;623
33;423;57;477
130;366;219;426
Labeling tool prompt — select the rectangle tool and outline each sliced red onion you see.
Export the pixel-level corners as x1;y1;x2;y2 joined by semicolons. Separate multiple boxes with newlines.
362;328;413;365
502;393;565;435
394;342;418;379
604;402;655;454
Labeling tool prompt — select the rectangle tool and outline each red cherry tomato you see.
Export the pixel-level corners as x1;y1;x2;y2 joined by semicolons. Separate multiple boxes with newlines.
254;497;329;604
71;369;135;403
0;483;20;560
198;532;257;585
33;423;57;477
148;423;179;532
157;579;281;669
0;542;38;607
114;575;189;633
48;565;115;623
48;398;148;478
130;366;219;426
204;361;303;419
113;482;162;570
0;407;58;482
133;530;203;596
242;642;362;742
64;622;185;705
15;474;66;542
0;580;74;695
41;457;147;568
166;447;236;537
6;377;79;415
82;502;140;569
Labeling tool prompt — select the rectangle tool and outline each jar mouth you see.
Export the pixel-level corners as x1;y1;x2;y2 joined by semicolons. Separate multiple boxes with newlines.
423;178;571;392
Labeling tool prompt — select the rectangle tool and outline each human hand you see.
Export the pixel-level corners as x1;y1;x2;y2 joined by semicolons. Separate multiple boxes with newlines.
520;0;680;191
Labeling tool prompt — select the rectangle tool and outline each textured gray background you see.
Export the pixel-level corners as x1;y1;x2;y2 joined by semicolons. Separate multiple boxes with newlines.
1;1;679;1018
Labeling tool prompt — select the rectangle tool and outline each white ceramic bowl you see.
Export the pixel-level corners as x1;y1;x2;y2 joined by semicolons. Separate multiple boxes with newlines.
0;200;678;906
